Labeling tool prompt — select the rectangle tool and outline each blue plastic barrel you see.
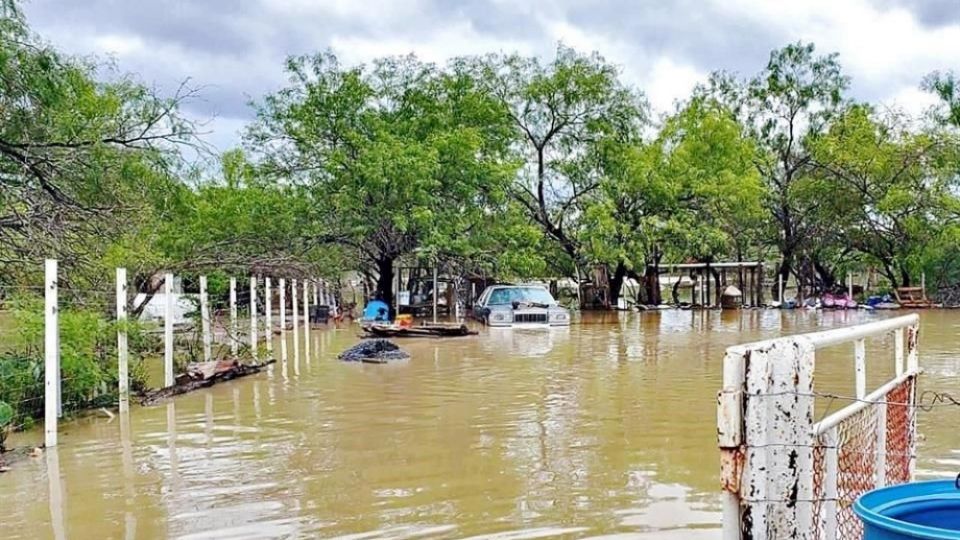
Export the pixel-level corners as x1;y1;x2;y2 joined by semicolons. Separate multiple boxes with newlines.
855;480;960;539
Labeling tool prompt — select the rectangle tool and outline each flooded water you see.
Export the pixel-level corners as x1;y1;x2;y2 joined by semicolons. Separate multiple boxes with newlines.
2;309;960;539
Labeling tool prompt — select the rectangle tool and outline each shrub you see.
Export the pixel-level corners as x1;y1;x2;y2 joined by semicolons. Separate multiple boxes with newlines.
0;294;150;429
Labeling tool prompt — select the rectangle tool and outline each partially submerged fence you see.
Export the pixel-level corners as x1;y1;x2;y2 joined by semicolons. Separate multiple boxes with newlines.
1;260;338;449
717;314;920;540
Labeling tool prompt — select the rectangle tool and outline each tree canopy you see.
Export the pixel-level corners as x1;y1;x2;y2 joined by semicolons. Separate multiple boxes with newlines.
3;1;960;308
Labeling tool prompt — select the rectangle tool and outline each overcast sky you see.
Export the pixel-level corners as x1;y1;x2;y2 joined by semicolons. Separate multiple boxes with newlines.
21;0;960;152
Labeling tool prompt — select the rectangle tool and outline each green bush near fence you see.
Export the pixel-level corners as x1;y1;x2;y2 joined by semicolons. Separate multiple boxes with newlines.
0;296;152;433
0;400;13;452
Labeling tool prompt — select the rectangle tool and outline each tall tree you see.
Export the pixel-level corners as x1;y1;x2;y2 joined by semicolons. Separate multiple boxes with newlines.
470;46;648;286
248;53;518;308
810;105;958;288
710;42;850;298
0;1;198;290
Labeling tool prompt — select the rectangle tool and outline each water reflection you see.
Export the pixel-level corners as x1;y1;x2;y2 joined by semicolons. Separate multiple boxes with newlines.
45;447;66;540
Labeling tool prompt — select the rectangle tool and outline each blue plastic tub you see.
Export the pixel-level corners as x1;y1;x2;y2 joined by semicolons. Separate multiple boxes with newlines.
855;480;960;539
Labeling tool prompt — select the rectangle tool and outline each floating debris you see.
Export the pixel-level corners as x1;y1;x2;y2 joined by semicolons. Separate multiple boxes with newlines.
139;358;276;406
361;322;477;338
338;339;410;364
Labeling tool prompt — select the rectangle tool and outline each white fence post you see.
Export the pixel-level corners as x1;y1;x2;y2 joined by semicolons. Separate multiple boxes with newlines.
855;338;866;399
742;337;816;539
279;278;287;362
265;277;273;354
116;268;129;412
895;328;905;376
907;322;919;373
200;276;212;362
303;280;310;361
718;348;745;540
249;276;257;360
292;279;299;363
44;259;59;448
164;272;174;387
229;277;238;357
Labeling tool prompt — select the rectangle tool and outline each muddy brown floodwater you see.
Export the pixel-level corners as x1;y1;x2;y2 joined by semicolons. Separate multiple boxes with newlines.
2;309;960;539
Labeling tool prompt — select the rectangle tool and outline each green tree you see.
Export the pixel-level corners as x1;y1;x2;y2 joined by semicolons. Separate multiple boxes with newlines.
584;97;763;305
924;71;960;128
810;105;958;288
470;46;648;289
709;42;850;298
248;53;519;308
0;1;199;295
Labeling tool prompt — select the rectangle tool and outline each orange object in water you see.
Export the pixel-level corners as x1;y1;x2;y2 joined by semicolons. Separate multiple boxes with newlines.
396;314;414;328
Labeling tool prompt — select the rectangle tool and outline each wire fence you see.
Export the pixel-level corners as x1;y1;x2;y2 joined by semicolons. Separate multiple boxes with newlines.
0;261;338;450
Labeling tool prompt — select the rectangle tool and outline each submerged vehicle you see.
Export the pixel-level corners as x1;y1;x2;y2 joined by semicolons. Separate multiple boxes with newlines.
473;285;570;327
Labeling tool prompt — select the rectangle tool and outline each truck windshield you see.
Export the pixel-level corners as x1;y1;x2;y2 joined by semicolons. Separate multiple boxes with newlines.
487;287;556;306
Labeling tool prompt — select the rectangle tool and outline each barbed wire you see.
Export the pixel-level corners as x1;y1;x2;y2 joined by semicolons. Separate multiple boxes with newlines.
743;388;956;410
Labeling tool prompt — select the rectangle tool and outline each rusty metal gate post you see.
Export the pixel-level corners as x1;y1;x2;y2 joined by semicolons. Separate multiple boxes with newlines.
719;337;816;539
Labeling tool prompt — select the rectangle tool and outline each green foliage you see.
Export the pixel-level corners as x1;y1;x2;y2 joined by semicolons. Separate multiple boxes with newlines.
0;399;14;452
0;295;150;426
924;71;960;128
468;46;648;274
806;105;953;286
248;52;532;300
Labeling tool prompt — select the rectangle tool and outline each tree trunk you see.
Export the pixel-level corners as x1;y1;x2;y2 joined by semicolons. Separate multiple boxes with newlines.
609;261;628;309
774;256;793;301
375;257;395;317
900;267;911;288
711;267;722;306
813;258;836;293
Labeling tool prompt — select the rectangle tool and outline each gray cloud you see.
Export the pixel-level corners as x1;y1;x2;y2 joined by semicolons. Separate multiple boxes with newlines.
878;0;960;27
19;0;960;151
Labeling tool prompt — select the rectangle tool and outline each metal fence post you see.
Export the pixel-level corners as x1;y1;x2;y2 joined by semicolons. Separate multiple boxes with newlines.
279;278;287;362
855;338;866;399
229;277;237;357
718;347;745;540
265;277;273;354
292;279;299;363
200;276;212;362
164;273;175;387
249;276;257;360
894;327;905;376
822;428;839;540
116;268;129;412
302;280;310;361
743;337;815;539
44;259;59;448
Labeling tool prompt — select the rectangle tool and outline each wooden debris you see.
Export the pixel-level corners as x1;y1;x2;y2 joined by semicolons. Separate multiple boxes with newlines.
361;322;477;338
0;446;39;471
139;358;276;406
